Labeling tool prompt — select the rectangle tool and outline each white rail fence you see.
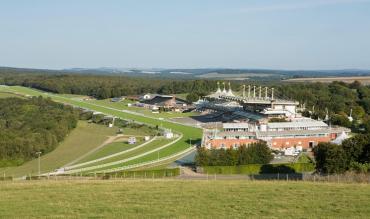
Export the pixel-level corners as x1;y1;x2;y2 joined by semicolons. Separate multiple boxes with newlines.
64;137;158;170
95;146;196;174
48;134;183;175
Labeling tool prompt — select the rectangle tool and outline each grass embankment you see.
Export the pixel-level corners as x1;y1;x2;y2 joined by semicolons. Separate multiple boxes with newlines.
4;86;203;170
0;180;369;218
0;121;117;178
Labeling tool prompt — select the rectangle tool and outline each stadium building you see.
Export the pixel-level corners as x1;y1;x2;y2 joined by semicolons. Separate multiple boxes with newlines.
198;82;350;150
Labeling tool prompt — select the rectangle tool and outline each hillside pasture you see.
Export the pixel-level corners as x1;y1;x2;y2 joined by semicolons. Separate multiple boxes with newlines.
0;180;369;218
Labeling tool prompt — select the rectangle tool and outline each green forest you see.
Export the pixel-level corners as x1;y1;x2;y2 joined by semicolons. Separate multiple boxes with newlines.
0;97;78;167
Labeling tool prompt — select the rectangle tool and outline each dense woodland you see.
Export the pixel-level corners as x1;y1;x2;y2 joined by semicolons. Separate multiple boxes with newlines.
0;97;79;167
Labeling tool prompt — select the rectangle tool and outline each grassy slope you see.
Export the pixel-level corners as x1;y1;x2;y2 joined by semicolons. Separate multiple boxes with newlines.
0;180;369;218
4;86;202;169
0;121;117;177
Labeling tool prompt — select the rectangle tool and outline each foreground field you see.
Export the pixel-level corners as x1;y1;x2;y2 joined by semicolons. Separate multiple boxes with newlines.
284;76;370;85
0;180;369;218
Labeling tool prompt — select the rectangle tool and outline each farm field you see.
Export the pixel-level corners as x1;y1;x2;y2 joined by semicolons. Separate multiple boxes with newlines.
1;86;202;173
0;180;369;218
284;76;370;85
0;121;117;178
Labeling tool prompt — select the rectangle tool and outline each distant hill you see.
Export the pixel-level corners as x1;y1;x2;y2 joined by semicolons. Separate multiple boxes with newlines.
1;66;370;81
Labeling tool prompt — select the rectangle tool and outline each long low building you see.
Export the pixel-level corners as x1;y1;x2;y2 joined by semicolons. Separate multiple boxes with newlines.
203;120;350;150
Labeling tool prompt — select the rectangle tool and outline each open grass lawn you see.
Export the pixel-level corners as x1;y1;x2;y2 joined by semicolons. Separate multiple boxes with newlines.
0;180;369;218
0;121;117;178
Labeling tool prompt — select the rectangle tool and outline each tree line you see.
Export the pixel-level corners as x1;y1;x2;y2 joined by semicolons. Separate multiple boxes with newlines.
0;97;79;167
0;73;217;99
195;142;274;166
314;134;370;174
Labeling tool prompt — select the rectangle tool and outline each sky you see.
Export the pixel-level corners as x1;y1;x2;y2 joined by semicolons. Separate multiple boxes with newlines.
1;0;370;70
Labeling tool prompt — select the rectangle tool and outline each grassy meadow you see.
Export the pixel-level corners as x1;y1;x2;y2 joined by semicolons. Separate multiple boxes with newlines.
0;180;369;218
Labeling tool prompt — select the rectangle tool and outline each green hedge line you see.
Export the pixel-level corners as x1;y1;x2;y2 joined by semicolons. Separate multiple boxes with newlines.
202;163;315;175
97;168;180;179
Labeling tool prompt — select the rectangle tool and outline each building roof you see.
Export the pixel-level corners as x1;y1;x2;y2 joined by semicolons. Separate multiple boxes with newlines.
142;95;189;106
223;123;251;129
232;111;265;121
267;120;328;129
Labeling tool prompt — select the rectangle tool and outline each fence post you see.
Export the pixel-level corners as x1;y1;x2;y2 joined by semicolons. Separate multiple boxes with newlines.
277;173;280;180
286;174;289;181
313;175;316;182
